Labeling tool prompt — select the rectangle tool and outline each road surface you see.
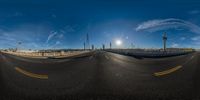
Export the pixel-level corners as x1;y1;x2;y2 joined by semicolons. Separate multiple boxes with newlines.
0;51;199;100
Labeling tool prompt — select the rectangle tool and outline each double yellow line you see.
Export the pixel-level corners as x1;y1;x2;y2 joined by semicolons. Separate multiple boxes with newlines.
154;65;182;77
15;67;48;79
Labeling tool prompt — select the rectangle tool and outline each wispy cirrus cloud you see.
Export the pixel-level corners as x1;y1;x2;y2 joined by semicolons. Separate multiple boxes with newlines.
0;23;69;49
0;28;41;49
171;43;179;48
65;25;75;32
46;31;64;43
191;36;200;45
45;30;64;48
188;10;200;15
53;41;61;48
135;18;200;34
46;31;57;44
180;37;186;40
14;12;23;17
191;36;200;41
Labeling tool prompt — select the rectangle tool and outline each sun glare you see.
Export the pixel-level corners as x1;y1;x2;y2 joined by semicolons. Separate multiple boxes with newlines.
115;39;122;46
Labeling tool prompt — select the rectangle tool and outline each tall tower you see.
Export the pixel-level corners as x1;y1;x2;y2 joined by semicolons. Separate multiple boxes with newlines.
86;33;90;49
110;42;112;49
92;45;94;50
102;44;105;50
83;42;86;50
162;32;167;51
131;43;134;49
17;41;22;52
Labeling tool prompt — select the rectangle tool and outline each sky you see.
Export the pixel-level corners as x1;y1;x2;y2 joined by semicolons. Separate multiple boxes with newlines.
0;0;200;49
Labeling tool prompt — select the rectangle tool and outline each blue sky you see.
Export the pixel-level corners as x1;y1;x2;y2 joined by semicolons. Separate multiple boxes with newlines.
0;0;200;49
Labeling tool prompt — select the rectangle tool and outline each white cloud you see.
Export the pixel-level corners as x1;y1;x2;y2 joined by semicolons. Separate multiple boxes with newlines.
56;41;60;44
51;14;56;18
0;24;62;49
57;34;64;38
45;30;65;48
171;43;179;48
48;41;61;48
64;25;76;32
14;12;23;17
191;36;200;41
125;36;129;39
191;37;200;46
46;31;57;44
0;29;41;49
135;18;200;34
180;37;186;40
188;10;200;15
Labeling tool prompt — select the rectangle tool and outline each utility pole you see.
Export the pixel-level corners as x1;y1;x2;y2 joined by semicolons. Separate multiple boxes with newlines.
102;44;105;50
86;33;90;50
83;42;86;50
131;43;134;49
163;32;167;51
110;42;112;49
92;45;94;50
17;41;22;52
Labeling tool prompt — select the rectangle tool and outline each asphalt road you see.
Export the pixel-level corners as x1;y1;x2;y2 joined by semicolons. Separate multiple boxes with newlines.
0;51;199;100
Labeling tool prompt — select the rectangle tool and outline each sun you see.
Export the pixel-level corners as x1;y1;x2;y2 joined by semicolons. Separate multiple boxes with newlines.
115;39;122;46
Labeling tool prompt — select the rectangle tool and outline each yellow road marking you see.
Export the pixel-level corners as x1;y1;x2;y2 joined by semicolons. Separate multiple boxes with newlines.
154;65;182;77
15;67;48;79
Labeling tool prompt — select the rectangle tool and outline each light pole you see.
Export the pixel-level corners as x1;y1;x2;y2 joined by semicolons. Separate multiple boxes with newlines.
131;43;134;49
102;44;105;50
162;33;167;51
17;41;22;52
83;42;86;50
110;42;112;49
92;45;94;50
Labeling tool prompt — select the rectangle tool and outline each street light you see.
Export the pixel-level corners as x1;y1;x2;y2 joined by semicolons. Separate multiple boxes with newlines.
17;41;22;52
